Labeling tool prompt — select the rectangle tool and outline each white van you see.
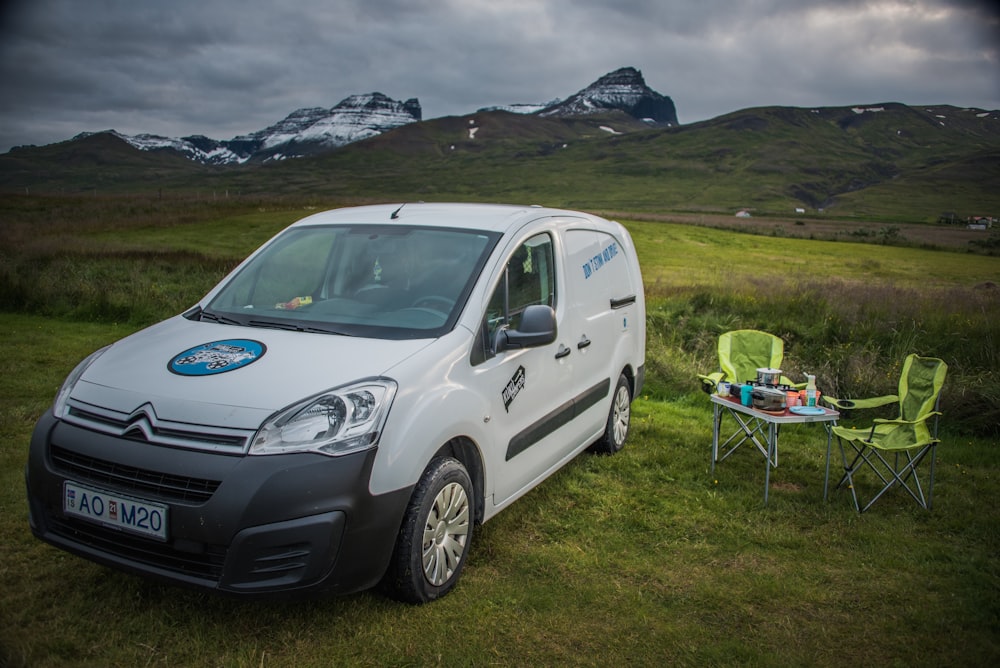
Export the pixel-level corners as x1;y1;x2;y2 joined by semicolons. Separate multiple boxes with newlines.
26;203;645;602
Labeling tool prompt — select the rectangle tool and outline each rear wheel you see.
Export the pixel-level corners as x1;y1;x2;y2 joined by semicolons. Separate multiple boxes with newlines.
383;457;474;603
590;373;631;454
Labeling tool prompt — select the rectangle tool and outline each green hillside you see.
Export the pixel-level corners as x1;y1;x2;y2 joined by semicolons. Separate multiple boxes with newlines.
1;103;997;221
0;132;212;194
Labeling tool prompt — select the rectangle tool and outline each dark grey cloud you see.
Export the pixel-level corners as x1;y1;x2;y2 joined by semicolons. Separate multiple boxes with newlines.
1;0;997;153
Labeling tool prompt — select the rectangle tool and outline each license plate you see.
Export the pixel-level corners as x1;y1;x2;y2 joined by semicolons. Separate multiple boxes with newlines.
63;481;168;541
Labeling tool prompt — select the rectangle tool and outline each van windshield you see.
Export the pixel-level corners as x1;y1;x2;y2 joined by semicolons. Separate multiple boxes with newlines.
201;225;500;340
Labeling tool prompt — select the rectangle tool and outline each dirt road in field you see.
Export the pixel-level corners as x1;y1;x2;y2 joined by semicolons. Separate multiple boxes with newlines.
605;211;993;252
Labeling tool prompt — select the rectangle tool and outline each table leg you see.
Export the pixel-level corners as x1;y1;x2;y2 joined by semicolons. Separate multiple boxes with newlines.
764;422;778;505
823;424;833;501
720;411;769;462
711;401;721;475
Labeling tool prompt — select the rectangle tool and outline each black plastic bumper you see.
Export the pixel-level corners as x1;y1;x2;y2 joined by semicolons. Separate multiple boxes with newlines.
26;410;412;597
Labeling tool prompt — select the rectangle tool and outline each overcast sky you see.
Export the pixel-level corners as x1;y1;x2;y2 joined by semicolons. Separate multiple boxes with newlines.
1;0;997;153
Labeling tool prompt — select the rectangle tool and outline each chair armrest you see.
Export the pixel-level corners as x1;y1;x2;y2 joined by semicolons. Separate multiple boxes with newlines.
697;372;724;394
872;411;941;427
780;376;807;390
823;394;898;411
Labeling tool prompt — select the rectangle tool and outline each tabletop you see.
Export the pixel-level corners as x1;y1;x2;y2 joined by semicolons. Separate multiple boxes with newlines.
710;393;839;424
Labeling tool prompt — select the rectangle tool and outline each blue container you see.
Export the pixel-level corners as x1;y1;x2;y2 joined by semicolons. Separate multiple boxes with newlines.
740;383;753;406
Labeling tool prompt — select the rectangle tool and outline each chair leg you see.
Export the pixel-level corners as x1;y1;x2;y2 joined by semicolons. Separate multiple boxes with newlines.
836;436;864;513
835;437;936;512
927;444;938;510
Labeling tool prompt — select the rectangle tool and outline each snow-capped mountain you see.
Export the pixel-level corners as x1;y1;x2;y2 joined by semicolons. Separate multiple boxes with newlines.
76;93;421;165
234;93;421;160
539;67;677;126
91;131;250;164
65;68;676;165
476;69;677;126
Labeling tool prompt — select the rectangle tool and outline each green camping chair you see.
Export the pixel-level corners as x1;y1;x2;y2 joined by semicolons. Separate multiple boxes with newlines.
825;354;948;513
697;329;802;394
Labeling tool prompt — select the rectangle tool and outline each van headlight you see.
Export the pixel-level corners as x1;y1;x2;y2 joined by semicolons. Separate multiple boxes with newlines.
250;379;397;457
53;345;111;419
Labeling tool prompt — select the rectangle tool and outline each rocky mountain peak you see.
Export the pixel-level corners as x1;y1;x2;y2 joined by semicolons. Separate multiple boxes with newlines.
233;92;422;159
538;67;677;126
82;92;422;165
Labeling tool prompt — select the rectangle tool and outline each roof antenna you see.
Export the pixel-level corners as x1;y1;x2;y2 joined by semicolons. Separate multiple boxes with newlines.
390;203;406;220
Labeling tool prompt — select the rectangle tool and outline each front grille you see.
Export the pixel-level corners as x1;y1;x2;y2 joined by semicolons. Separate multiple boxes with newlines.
64;400;253;454
49;515;226;581
51;445;221;504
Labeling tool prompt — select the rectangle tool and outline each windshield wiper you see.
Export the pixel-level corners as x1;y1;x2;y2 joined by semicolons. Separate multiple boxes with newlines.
247;319;298;331
303;326;355;336
246;319;354;336
198;310;243;326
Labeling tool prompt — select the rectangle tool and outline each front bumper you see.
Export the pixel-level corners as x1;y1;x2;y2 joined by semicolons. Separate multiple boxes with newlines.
26;410;411;596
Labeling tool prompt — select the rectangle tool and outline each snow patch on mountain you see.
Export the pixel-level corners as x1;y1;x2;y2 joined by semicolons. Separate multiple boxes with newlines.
241;93;421;152
478;100;561;114
81;92;421;165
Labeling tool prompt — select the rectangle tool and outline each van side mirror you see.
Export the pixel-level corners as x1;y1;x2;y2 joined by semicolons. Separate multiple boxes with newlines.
494;304;557;353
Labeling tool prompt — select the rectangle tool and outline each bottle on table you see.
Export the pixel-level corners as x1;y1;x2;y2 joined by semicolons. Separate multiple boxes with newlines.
805;374;817;407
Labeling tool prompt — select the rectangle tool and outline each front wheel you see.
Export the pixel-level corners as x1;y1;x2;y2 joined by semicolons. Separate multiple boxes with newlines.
589;373;632;455
382;457;474;603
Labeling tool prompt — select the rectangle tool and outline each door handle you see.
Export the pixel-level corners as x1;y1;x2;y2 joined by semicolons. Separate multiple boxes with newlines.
577;335;592;350
555;344;571;359
611;295;636;309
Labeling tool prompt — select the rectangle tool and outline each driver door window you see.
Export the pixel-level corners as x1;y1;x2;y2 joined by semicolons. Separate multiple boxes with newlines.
475;233;555;363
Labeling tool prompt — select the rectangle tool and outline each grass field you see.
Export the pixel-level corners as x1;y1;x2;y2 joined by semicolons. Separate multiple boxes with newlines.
1;200;999;666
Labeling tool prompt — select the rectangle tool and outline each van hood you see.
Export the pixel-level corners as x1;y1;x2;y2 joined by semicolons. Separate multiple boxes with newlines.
69;315;435;430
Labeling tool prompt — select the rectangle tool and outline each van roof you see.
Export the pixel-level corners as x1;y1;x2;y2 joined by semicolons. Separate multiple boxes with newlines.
291;202;608;234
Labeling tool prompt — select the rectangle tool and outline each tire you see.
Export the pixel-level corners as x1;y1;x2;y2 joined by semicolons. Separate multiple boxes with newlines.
589;373;632;455
382;457;475;603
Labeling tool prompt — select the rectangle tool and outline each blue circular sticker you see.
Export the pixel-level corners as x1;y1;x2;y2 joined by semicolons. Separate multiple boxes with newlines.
168;339;266;376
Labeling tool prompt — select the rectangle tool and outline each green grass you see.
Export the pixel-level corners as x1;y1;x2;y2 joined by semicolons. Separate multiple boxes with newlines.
2;200;999;666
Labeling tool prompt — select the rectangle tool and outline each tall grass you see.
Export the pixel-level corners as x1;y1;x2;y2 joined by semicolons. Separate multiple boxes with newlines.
642;278;1000;436
0;249;236;323
621;216;1000;436
0;194;322;325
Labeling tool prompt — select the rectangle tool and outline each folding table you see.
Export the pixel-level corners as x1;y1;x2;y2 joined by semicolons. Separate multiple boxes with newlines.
710;393;840;505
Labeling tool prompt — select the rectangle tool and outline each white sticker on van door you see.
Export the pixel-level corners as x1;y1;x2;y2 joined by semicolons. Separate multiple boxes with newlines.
503;365;526;412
